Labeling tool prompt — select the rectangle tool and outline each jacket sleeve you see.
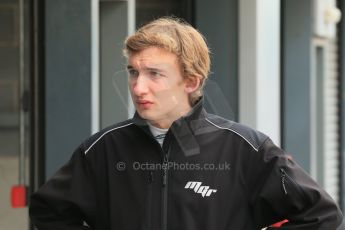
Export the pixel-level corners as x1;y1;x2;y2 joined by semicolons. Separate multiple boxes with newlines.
245;138;344;229
29;147;96;230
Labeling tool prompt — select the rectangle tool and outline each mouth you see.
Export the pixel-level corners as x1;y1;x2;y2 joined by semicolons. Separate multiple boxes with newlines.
136;100;154;109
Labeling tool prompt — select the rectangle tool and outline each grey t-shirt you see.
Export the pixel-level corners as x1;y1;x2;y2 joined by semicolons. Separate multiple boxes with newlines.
147;122;168;146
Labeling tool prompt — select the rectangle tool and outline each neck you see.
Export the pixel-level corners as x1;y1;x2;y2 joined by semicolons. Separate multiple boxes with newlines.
150;105;192;129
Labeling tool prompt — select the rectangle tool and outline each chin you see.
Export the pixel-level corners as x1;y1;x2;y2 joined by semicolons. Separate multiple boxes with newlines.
136;110;154;120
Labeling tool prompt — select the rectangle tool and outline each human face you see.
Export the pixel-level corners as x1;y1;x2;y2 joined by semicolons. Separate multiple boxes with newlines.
127;47;191;129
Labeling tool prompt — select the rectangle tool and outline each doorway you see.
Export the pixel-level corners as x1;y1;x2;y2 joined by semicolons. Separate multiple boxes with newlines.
0;0;30;229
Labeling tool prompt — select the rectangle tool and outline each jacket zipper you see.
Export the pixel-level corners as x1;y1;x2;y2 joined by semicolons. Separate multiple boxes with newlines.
161;145;171;230
142;126;171;230
146;171;154;230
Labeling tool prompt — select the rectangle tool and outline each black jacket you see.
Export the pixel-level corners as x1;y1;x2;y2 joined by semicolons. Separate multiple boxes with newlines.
30;100;344;229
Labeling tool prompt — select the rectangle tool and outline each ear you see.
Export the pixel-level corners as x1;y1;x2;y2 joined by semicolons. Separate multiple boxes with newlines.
184;76;200;93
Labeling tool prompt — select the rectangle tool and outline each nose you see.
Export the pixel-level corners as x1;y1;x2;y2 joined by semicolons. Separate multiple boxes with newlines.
131;74;149;96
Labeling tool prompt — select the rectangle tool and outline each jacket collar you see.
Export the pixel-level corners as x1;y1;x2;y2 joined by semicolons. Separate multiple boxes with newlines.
132;97;205;156
132;97;205;127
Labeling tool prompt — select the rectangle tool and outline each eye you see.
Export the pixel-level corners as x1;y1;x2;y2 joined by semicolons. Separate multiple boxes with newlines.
127;69;139;78
149;70;164;78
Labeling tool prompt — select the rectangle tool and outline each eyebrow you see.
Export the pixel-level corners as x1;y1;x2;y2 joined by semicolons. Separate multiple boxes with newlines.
126;65;166;73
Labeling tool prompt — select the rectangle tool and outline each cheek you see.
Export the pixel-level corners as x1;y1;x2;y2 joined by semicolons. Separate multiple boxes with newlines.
162;91;181;106
153;89;176;106
128;84;135;95
128;78;134;88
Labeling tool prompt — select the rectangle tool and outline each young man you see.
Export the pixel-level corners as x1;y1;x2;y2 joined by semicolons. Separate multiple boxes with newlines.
30;17;343;229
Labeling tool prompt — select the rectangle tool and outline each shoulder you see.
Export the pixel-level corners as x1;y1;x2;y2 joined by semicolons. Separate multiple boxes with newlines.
81;119;135;154
204;113;268;152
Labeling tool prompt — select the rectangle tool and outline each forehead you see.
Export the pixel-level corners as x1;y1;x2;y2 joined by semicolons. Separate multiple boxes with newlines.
127;47;179;69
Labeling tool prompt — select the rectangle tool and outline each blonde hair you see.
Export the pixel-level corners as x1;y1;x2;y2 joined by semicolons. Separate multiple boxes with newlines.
123;17;210;105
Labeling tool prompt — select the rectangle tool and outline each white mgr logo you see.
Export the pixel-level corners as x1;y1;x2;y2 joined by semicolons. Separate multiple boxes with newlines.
184;181;217;197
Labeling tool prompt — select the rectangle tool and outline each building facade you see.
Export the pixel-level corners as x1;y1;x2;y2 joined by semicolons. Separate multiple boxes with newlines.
0;0;344;229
